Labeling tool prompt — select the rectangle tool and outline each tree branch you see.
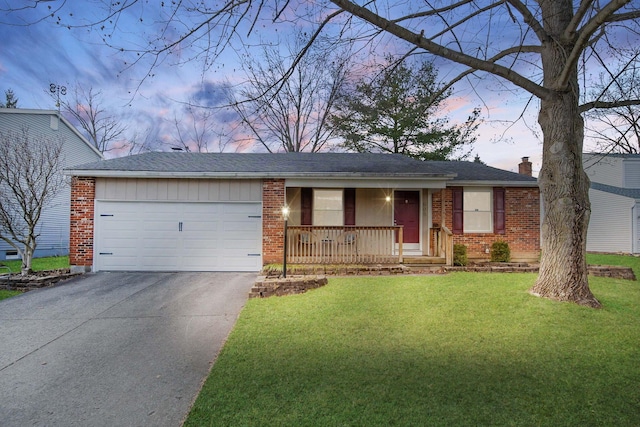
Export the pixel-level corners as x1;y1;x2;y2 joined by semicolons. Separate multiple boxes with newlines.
557;0;632;89
580;99;640;113
331;0;550;99
505;0;547;42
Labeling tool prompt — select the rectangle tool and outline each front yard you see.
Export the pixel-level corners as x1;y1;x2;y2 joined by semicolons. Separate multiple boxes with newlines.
186;255;640;426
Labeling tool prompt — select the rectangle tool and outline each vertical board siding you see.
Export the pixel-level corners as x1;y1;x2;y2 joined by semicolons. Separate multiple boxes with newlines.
95;178;263;202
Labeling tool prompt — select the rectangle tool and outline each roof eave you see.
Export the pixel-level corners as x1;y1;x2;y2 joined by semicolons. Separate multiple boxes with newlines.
451;180;539;187
63;170;458;180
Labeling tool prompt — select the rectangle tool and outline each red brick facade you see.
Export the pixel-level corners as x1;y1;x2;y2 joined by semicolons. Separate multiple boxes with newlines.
432;187;540;260
67;176;538;269
262;178;286;265
69;177;96;270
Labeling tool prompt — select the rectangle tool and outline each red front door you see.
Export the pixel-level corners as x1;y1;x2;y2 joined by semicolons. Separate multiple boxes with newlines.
394;191;420;243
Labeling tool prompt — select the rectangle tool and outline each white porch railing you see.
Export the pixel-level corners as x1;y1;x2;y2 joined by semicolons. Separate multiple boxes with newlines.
286;226;404;264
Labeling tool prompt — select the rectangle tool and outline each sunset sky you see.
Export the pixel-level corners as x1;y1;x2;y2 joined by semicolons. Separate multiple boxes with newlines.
0;2;554;174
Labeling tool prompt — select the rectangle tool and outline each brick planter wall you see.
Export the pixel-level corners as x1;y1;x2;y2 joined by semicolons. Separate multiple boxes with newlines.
250;275;328;298
262;179;286;265
69;177;96;273
434;187;540;260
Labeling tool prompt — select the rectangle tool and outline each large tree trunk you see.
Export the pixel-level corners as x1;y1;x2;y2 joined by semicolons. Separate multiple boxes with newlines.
529;0;600;308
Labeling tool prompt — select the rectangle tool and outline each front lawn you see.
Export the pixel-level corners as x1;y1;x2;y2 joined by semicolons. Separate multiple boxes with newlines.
186;261;640;426
1;256;69;273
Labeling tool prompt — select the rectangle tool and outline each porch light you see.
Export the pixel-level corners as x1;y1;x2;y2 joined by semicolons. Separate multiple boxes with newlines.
385;195;392;202
282;206;290;278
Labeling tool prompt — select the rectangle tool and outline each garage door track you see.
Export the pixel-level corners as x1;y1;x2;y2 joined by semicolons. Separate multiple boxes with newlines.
0;272;255;427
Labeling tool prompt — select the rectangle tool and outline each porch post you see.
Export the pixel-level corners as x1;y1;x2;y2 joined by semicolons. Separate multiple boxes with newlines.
398;226;403;263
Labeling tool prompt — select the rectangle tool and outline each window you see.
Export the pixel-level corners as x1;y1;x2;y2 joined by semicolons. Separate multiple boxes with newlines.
464;188;492;232
301;188;356;226
452;187;505;234
313;189;343;226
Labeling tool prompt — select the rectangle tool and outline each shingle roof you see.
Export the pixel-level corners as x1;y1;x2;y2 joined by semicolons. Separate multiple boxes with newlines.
591;182;640;199
66;152;538;184
428;160;537;182
585;152;640;159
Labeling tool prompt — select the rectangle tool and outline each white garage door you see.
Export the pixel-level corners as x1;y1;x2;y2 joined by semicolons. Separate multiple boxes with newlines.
94;201;262;272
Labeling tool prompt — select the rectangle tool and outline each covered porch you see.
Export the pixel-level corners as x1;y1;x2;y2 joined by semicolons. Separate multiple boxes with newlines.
284;225;453;265
282;180;453;265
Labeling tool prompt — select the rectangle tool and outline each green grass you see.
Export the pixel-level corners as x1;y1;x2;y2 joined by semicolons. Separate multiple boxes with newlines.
0;289;21;300
186;258;640;426
587;252;640;276
1;256;69;273
0;256;69;301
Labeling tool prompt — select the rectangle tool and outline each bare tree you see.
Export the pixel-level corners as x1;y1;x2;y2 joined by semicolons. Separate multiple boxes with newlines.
13;1;640;306
230;34;351;152
584;61;640;154
320;0;640;308
0;127;65;275
54;85;127;154
125;128;160;155
171;90;238;153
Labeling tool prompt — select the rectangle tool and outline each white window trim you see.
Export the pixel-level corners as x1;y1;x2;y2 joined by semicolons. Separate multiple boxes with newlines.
463;187;493;233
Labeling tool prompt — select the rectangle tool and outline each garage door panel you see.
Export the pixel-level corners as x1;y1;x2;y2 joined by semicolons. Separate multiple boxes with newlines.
99;242;139;255
140;256;180;269
181;241;220;251
222;203;259;213
220;238;259;250
95;201;261;271
101;228;140;239
222;221;258;232
98;255;139;269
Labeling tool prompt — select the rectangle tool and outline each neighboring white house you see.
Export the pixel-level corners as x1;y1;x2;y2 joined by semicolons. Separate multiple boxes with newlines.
0;109;103;261
583;153;640;254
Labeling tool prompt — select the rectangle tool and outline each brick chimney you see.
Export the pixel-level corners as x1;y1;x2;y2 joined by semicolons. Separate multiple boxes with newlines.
518;157;532;176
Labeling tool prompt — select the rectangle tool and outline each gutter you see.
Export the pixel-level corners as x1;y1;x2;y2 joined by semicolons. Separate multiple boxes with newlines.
63;169;458;180
451;180;539;187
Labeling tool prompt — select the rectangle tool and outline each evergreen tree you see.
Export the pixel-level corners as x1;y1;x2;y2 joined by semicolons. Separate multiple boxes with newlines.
331;57;480;160
1;89;18;108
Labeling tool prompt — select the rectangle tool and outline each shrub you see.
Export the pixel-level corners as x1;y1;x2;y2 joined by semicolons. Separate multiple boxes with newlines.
453;244;468;266
490;240;511;262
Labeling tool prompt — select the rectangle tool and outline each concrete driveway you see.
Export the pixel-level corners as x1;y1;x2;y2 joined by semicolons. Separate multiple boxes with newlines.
0;271;256;427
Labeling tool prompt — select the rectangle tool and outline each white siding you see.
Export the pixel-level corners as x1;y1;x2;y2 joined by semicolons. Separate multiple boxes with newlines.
587;188;635;253
95;178;262;202
583;154;624;186
623;159;640;188
0;111;102;259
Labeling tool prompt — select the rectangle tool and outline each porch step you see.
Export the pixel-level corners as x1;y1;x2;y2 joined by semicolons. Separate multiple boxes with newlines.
402;256;446;265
